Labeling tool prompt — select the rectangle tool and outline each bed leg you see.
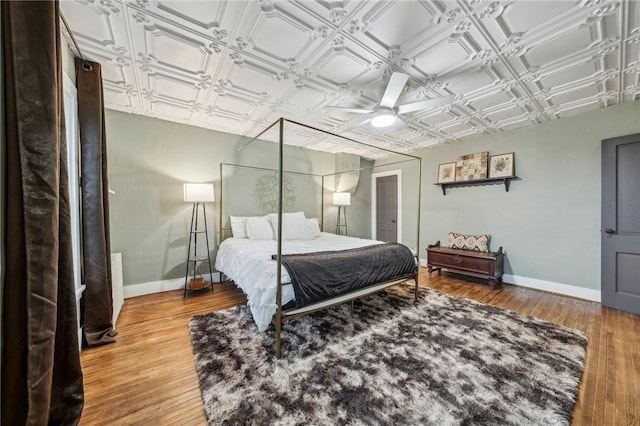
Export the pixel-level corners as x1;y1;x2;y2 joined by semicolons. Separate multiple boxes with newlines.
275;313;282;359
414;272;419;301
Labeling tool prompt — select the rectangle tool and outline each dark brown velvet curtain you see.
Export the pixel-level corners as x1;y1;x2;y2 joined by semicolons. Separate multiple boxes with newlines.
75;58;116;347
2;1;84;424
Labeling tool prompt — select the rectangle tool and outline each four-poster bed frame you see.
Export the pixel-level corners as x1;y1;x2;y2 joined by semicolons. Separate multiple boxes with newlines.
218;118;422;358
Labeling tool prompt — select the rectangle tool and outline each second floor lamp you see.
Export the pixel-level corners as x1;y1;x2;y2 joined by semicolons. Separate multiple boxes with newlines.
333;192;351;236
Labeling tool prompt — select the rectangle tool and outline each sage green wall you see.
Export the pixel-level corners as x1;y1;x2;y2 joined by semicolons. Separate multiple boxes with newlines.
107;100;639;290
418;100;640;291
348;159;373;239
106;110;340;285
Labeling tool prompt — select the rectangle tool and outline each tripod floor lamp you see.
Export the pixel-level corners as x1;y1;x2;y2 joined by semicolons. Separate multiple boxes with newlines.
333;192;350;236
183;183;215;297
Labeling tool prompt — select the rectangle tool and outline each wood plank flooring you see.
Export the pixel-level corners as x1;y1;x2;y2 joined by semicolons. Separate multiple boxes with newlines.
78;270;640;425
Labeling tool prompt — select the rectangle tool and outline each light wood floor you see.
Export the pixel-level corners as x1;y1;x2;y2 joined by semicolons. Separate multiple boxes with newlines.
79;270;640;425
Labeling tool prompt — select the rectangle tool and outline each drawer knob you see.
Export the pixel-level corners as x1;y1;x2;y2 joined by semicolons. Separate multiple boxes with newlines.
453;255;462;263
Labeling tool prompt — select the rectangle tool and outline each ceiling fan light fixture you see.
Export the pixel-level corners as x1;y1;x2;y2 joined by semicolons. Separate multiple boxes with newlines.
371;111;396;128
327;72;450;131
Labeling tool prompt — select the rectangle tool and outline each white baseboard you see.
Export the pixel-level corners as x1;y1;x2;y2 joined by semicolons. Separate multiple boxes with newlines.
124;271;601;304
420;262;600;302
503;274;601;302
123;278;185;299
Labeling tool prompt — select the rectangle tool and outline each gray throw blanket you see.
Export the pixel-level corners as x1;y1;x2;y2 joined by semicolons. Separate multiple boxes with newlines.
274;243;416;308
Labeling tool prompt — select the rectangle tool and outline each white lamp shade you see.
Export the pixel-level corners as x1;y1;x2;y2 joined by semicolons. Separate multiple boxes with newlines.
333;192;351;206
183;183;215;203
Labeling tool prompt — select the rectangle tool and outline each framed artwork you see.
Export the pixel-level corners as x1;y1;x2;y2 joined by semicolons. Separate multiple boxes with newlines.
437;162;457;183
489;153;515;178
455;152;488;181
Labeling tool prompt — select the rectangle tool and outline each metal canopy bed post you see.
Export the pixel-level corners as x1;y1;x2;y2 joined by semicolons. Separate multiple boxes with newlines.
219;118;422;358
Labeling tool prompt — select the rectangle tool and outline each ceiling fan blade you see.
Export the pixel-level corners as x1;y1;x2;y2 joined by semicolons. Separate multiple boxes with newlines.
396;95;455;115
326;106;375;114
379;72;409;108
393;118;408;131
352;117;372;127
339;117;372;133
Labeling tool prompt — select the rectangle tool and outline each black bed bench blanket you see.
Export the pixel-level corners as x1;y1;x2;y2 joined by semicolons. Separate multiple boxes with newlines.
274;243;416;308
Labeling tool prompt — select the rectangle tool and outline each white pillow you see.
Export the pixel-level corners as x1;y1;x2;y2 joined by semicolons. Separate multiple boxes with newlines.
229;216;247;239
246;216;274;240
306;218;321;238
268;211;315;240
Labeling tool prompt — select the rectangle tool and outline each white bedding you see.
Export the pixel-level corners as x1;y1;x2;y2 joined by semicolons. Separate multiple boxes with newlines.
215;232;384;331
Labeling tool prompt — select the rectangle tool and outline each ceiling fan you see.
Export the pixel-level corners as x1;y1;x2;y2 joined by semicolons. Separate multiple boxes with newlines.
328;72;454;130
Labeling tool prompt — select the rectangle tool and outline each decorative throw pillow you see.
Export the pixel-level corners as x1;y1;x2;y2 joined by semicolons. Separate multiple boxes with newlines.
246;216;275;240
306;218;321;238
448;232;490;252
229;216;247;239
267;211;314;240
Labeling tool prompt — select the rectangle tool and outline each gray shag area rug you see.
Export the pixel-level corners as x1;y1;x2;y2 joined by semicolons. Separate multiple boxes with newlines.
189;285;587;425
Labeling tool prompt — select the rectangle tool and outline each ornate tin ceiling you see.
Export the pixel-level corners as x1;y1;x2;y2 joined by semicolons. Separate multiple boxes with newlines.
61;0;640;158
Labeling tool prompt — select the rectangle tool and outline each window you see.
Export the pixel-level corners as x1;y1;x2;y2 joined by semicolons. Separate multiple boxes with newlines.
63;71;84;348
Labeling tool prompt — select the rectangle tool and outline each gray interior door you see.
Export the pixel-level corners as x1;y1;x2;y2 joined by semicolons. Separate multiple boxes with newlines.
602;133;640;315
376;175;397;242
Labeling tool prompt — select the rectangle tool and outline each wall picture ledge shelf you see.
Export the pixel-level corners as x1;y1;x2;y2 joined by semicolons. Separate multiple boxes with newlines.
435;176;519;195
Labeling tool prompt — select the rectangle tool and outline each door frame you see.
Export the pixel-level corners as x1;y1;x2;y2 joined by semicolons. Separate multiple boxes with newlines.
371;169;402;243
